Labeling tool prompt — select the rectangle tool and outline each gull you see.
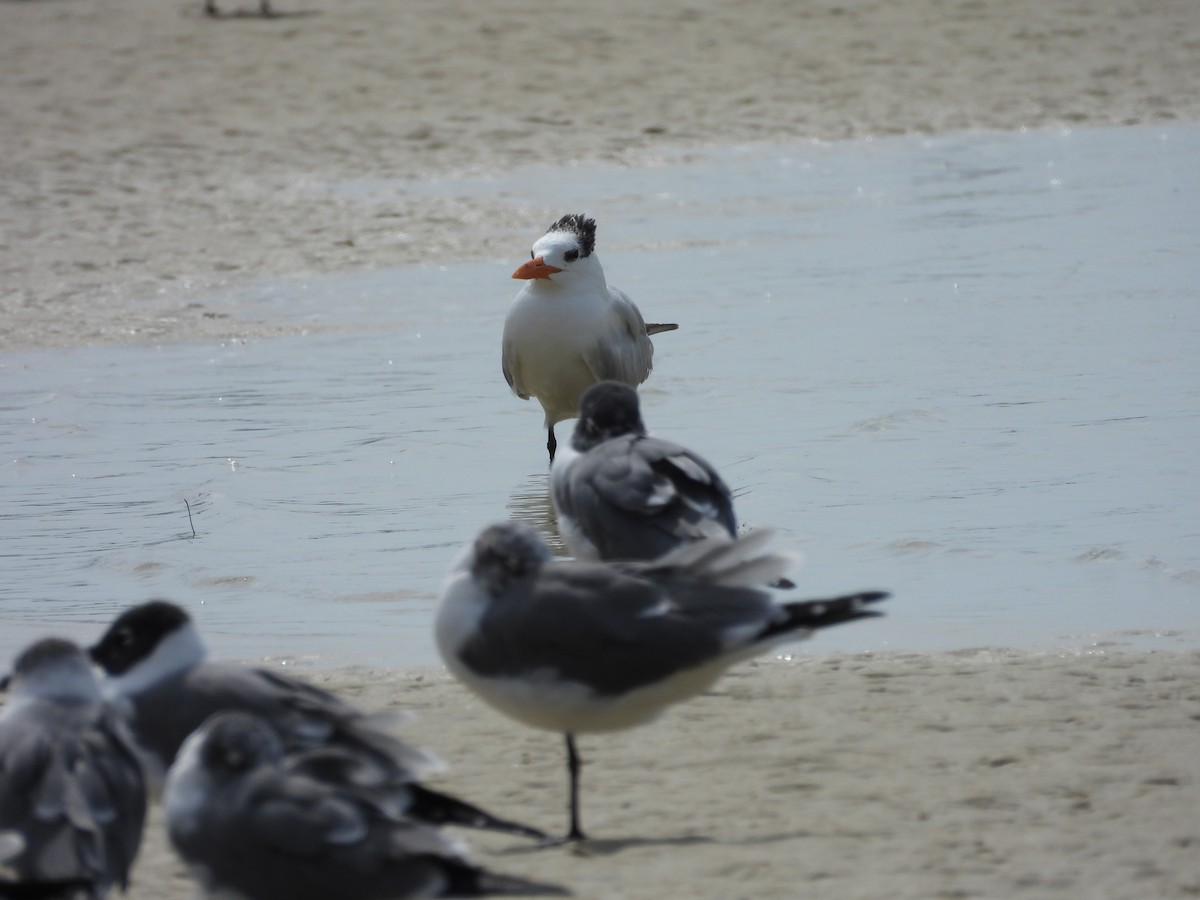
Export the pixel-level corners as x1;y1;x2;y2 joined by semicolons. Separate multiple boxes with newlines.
88;600;545;840
164;710;568;899
551;380;737;562
0;638;146;899
501;213;678;461
435;522;888;841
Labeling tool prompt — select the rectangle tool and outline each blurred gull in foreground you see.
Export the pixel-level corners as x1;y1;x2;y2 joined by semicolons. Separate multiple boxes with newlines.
164;710;568;899
89;600;544;840
0;638;146;899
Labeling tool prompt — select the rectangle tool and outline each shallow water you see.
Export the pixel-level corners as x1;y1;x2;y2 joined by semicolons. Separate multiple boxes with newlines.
2;124;1198;669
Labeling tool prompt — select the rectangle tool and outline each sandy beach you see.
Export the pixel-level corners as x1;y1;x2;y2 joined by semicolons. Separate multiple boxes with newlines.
115;650;1200;899
3;0;1199;352
4;0;1200;897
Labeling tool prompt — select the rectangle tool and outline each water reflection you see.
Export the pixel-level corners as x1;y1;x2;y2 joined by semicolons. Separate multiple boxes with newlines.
506;472;566;556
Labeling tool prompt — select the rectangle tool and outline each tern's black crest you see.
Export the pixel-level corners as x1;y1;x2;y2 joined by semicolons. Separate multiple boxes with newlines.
90;600;192;675
546;213;596;257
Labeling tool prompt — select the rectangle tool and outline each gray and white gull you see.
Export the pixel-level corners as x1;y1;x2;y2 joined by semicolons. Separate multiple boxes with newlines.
0;638;146;899
88;600;544;840
551;380;739;562
435;521;888;841
164;710;567;900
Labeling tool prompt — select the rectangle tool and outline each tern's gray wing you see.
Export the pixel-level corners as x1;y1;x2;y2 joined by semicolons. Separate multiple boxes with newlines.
0;703;146;897
128;664;436;778
461;561;776;697
580;289;654;387
500;335;527;398
556;433;737;560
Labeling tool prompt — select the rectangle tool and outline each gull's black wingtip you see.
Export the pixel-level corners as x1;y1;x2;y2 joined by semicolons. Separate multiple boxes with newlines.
775;589;892;636
406;784;548;841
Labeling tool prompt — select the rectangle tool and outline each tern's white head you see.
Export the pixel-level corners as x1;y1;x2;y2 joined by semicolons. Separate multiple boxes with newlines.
511;213;605;287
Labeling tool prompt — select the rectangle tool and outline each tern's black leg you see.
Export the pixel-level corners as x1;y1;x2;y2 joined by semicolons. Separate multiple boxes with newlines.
547;426;557;462
565;733;586;841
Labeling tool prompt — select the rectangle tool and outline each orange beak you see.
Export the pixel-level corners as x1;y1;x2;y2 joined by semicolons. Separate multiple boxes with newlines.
512;257;564;280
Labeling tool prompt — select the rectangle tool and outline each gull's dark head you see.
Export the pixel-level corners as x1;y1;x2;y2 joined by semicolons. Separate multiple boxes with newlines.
89;600;192;675
198;711;283;777
469;522;552;598
7;637;99;702
572;380;647;451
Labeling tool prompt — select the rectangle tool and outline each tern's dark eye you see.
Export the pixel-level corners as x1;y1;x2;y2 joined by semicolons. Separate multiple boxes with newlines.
564;249;579;262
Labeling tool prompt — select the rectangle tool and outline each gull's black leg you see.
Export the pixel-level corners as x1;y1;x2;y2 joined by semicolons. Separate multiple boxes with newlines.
565;732;586;841
547;426;557;462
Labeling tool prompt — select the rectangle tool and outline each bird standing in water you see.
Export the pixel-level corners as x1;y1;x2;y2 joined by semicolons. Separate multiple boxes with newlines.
502;214;677;461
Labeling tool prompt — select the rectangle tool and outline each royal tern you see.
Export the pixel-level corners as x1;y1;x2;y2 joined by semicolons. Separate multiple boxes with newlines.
435;521;888;841
501;214;678;460
0;638;146;899
164;710;567;900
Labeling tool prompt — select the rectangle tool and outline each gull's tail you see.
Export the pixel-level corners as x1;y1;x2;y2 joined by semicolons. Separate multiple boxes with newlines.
405;784;547;841
448;865;571;896
767;591;890;639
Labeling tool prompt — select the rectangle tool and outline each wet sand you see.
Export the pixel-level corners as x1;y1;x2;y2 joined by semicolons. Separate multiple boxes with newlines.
4;0;1200;896
2;0;1199;351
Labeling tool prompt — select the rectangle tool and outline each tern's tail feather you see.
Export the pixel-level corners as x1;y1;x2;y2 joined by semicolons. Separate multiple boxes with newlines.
767;591;890;639
645;322;679;336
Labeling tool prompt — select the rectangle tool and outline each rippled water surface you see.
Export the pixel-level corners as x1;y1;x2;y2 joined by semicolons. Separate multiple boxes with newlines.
3;125;1197;668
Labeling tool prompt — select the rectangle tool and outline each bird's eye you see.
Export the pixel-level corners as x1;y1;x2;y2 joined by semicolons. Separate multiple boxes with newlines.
564;249;579;262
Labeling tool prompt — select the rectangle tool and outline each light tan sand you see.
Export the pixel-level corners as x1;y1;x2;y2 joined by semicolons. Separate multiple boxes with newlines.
115;650;1200;899
4;1;1200;896
2;0;1199;351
